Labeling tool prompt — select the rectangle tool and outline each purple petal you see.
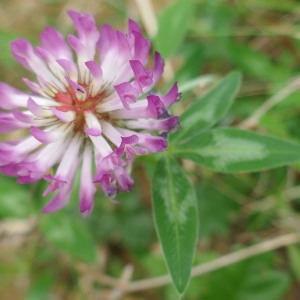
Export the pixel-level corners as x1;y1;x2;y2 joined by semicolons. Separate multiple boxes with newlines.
67;34;84;54
114;82;139;110
98;24;117;60
121;135;139;145
132;31;150;65
85;61;103;80
80;144;96;217
0;112;29;132
27;97;43;116
93;153;132;197
80;192;95;217
130;60;153;88
34;46;52;62
12;109;34;124
152;52;164;84
95;172;116;198
116;30;131;56
10;39;32;70
50;108;75;122
56;59;78;76
84;112;102;136
67;10;100;59
111;96;164;119
30;126;60;144
84;128;101;136
146;95;166;117
0;82;28;109
42;190;70;214
11;39;62;87
125;116;179;132
40;26;72;60
138;134;168;153
128;19;142;34
116;170;134;192
1;163;25;177
66;77;86;94
22;78;42;94
116;135;145;162
68;10;99;41
161;82;181;107
116;135;139;155
43;177;67;196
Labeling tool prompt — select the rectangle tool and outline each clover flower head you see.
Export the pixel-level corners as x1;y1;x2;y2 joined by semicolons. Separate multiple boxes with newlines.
0;11;181;216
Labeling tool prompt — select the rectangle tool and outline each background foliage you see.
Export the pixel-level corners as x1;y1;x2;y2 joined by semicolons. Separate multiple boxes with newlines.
1;0;300;299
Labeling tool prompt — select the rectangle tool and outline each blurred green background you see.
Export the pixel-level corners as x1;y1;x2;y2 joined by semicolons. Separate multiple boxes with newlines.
1;0;300;299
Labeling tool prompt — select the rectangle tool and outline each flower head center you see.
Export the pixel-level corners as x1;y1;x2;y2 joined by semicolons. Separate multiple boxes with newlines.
54;85;106;132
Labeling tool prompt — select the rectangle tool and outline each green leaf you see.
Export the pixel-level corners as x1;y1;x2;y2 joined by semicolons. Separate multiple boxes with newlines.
0;174;31;218
88;186;154;254
179;75;216;94
171;71;241;143
244;0;300;11
25;271;55;300
155;0;194;58
172;128;300;172
40;213;97;263
152;156;198;294
227;42;288;80
287;245;300;283
174;44;207;83
197;254;290;300
196;184;239;238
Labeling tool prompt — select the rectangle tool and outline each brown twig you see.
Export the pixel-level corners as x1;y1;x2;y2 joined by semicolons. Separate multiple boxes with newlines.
108;265;134;300
0;217;37;247
133;0;157;38
79;232;300;293
125;232;300;292
239;76;300;129
133;0;175;82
